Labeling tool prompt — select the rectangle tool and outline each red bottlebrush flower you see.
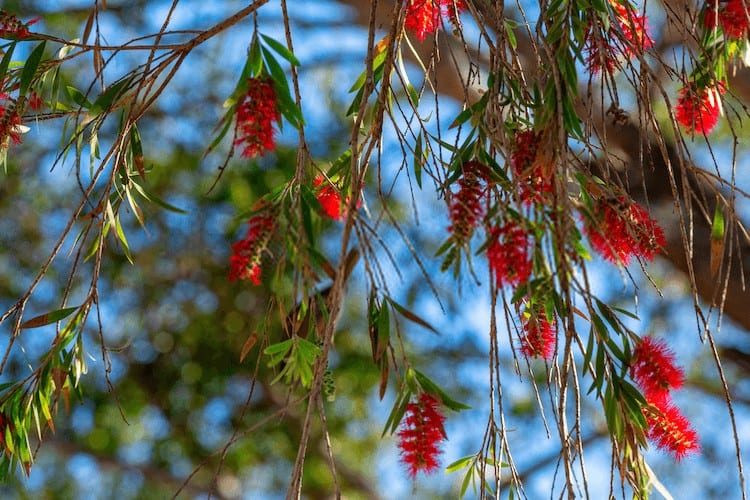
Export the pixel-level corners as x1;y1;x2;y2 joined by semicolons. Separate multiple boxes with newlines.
704;0;750;39
234;77;280;158
487;222;533;288
630;336;685;401
0;99;24;147
519;309;557;360
28;92;44;112
404;0;466;41
448;160;489;242
397;393;447;478
314;175;346;221
229;211;276;284
675;83;724;135
0;11;37;39
511;130;553;203
584;197;665;265
643;397;700;460
404;0;442;41
585;1;653;74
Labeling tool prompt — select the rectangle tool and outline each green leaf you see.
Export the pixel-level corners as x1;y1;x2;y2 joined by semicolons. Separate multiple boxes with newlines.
0;43;16;85
413;135;425;188
412;369;471;411
19;41;46;96
114;214;134;264
65;85;90;108
260;34;300;66
299;186;318;245
130;181;188;214
90;76;133;116
20;307;79;329
445;455;474;473
247;36;263;78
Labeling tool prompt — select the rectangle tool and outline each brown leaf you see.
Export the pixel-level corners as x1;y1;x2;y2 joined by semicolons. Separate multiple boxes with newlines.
239;333;258;363
711;237;724;277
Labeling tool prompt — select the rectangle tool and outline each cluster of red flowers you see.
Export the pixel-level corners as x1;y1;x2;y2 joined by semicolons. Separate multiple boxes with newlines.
675;82;724;136
704;0;750;39
511;130;553;203
314;175;347;221
0;11;37;39
397;393;447;478
630;337;700;460
519;308;557;360
404;0;465;41
229;211;276;285
585;1;653;74
448;160;489;243
584;197;665;265
234;77;280;158
487;222;533;288
0;94;24;147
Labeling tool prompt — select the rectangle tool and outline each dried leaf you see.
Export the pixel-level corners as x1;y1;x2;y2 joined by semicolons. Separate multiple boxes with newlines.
240;333;258;363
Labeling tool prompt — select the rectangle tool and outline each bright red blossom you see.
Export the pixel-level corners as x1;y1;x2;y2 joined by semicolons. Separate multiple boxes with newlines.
234;77;280;158
519;310;557;360
0;96;23;147
675;83;724;135
404;0;466;41
584;197;665;265
0;11;37;39
643;397;700;460
314;175;345;220
397;394;447;478
229;212;276;284
487;223;533;288
448;160;489;242
630;337;684;401
704;0;750;39
511;130;553;203
585;1;653;74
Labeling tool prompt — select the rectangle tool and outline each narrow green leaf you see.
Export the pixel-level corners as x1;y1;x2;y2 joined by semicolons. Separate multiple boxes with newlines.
260;34;300;66
89;76;133;116
413;369;471;411
0;43;16;85
65;85;90;108
130;181;188;214
19;41;46;96
445;455;474;473
20;306;79;329
114;215;133;264
247;36;263;78
413;134;423;188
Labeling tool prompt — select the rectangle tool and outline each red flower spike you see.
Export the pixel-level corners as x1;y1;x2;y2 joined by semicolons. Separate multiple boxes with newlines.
675;83;724;136
511;129;553;203
631;336;685;401
448;160;489;243
314;175;346;221
585;1;653;74
234;77;280;158
584;197;665;265
519;309;557;360
487;222;533;288
704;0;750;39
0;11;37;40
229;212;276;284
0;99;23;147
397;393;447;478
404;0;466;41
643;397;700;460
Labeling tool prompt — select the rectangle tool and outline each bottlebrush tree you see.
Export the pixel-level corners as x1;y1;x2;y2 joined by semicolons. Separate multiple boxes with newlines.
0;1;747;498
